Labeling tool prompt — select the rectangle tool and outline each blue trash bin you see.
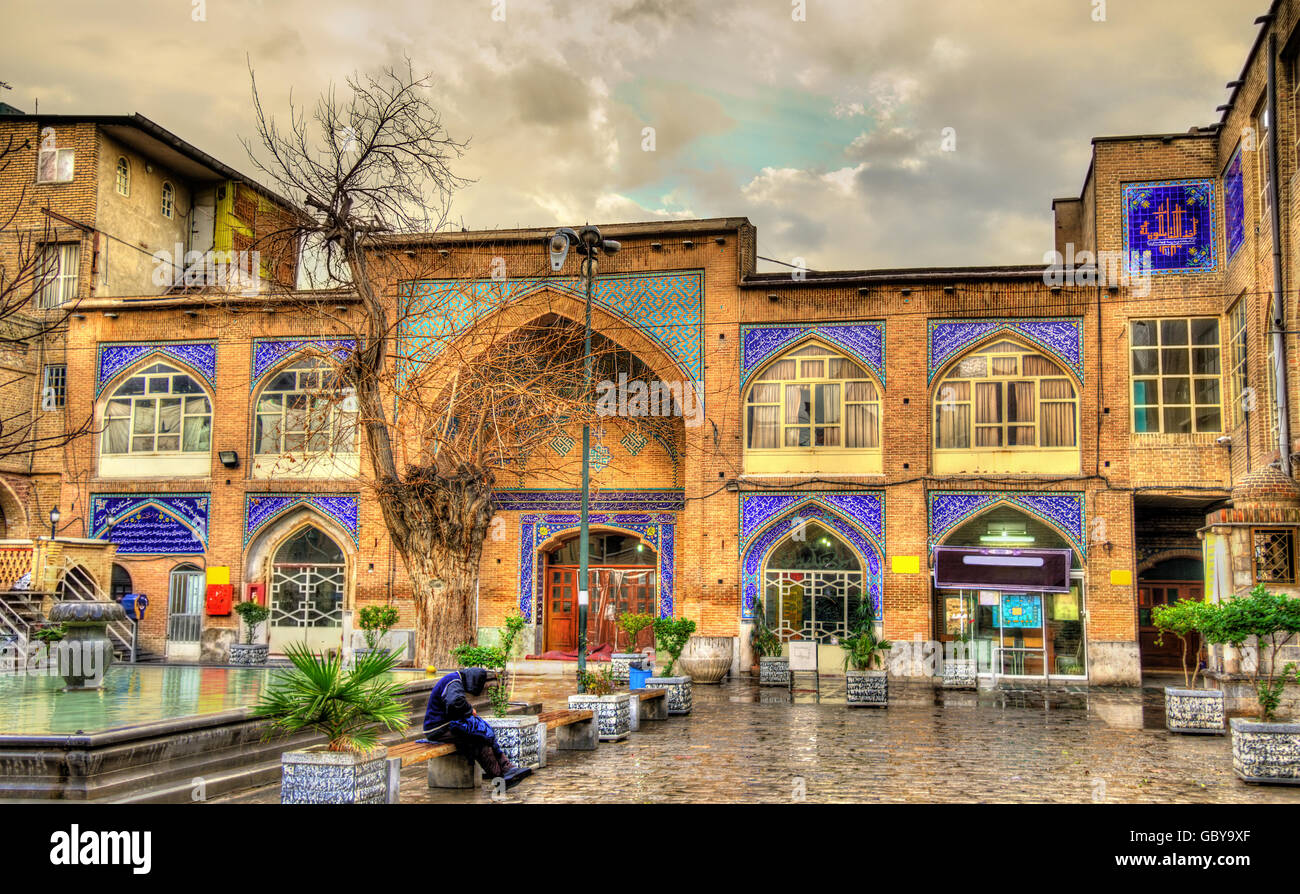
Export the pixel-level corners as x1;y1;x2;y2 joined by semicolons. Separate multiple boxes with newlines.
628;664;652;690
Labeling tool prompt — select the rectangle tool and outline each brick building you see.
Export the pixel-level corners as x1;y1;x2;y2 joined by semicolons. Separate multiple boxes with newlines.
7;1;1300;682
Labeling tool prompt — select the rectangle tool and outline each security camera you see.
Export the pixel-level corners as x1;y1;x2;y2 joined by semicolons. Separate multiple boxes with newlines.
1216;435;1233;447
547;227;578;272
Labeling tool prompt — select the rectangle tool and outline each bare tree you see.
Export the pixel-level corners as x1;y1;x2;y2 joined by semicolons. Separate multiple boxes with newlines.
242;61;683;664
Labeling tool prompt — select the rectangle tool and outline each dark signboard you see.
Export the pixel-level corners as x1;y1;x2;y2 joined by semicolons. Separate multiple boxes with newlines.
933;546;1071;593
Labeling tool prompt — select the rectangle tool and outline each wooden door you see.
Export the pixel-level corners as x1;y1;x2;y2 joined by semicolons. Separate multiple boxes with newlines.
547;567;577;651
1138;581;1203;669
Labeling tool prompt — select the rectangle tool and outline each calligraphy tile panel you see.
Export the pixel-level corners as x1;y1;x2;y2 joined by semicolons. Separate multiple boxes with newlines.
89;493;210;555
1122;179;1218;274
1224;149;1245;260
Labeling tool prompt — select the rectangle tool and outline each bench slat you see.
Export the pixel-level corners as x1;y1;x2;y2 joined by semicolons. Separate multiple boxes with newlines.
637;689;666;701
539;709;594;729
388;740;458;768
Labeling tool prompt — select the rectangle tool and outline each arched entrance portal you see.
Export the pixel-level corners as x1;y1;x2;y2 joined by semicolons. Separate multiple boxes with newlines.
268;526;346;653
932;505;1086;679
542;530;657;653
762;521;865;643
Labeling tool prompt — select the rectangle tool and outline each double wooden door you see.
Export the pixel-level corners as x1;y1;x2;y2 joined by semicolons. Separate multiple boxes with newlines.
546;566;656;652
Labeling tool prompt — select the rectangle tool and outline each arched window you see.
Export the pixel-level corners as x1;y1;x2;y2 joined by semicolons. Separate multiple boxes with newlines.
102;363;211;456
933;340;1079;475
161;181;175;219
115;157;130;196
254;357;357;457
763;521;864;643
744;342;882;475
269;526;345;652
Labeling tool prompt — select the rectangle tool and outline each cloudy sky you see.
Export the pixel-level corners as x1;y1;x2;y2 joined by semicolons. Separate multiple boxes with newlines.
2;0;1261;271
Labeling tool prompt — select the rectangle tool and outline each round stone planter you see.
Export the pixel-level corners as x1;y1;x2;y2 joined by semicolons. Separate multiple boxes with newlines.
229;643;269;666
610;652;645;683
678;636;733;684
645;676;692;714
47;600;126;690
1230;717;1300;785
759;655;791;687
845;669;888;707
281;745;388;804
484;715;546;770
942;660;977;690
568;693;633;741
1164;687;1225;735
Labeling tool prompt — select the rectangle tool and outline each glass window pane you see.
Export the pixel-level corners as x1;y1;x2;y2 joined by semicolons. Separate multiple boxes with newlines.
256;415;280;453
131;436;155;452
257;394;283;413
267;371;297;392
103;418;129;454
1195;378;1221;406
816;384;840;425
156;435;180;451
147;377;170;394
106;399;131;418
785;427;810;447
1163;406;1192;433
758;360;795;381
157;398;181;434
1192;348;1220;375
1161;348;1190;375
800;360;824;379
786;385;810;425
974;382;1002;423
1161;319;1189;345
1195;406;1222;433
117;377;146;396
1133;379;1158;406
1131;349;1158;375
1162;377;1191;405
1134;406;1160;432
845;380;876;401
183;416;211;451
184;396;210;414
991;357;1018;376
956;356;987;378
1190;318;1219;345
132;400;156;434
749;383;780;404
1131;320;1156;347
172;375;202;394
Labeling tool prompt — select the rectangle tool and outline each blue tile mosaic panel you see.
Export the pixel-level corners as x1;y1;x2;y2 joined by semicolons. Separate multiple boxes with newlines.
516;512;676;620
997;593;1043;628
737;491;885;621
89;493;210;554
493;489;686;512
927;491;1086;559
244;493;360;545
927;319;1083;383
1224;148;1245;260
96;341;217;396
399;272;703;382
740;322;885;388
1122;179;1217;274
250;339;357;391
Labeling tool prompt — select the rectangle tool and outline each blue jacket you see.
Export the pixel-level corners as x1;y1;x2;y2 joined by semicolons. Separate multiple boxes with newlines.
423;668;487;733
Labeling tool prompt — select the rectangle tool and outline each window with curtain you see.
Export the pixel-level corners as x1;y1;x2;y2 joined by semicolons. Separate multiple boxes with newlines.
1229;298;1248;426
102;363;211;455
933;341;1078;450
255;357;357;456
1130;317;1221;434
115;157;130;196
745;342;881;451
37;243;79;308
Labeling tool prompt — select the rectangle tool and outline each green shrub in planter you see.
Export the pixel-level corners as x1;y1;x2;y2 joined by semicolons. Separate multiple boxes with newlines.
653;616;696;677
616;612;656;653
233;600;270;645
358;604;401;651
1211;584;1300;721
1152;599;1217;690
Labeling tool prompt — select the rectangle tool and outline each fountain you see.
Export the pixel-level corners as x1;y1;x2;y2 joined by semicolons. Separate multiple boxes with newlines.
46;600;127;690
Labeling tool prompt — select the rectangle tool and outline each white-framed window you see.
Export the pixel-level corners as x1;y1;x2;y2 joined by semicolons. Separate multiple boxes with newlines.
254;357;357;456
41;364;67;410
1130;317;1222;434
37;243;80;308
1257;101;1272;218
37;147;75;184
744;342;881;450
115;157;130;196
161;181;175;219
102;363;211;455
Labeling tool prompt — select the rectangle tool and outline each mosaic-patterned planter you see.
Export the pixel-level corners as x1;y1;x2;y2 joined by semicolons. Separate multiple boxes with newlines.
568;693;632;741
1231;718;1300;785
484;716;545;770
942;660;977;690
759;656;790;687
646;676;692;714
845;670;888;708
230;643;269;666
610;653;645;683
1164;688;1224;735
281;746;387;804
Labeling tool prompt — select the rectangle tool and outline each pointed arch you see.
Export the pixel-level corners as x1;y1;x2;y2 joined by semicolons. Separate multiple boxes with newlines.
927;492;1087;563
0;476;29;538
244;506;356;600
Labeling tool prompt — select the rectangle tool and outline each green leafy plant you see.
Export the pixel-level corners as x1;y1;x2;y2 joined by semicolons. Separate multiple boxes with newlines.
749;600;782;662
616;612;656;653
1151;599;1217;689
253;642;409;753
450;613;528;717
653;616;696;676
841;627;892;672
577;666;616;696
30;623;67;644
358;604;401;651
233;600;270;645
1209;584;1300;721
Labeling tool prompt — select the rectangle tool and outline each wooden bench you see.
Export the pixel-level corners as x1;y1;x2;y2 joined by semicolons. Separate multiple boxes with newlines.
635;688;668;726
538;708;597;753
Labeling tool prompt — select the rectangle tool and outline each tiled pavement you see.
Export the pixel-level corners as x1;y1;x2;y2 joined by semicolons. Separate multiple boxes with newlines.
220;674;1300;804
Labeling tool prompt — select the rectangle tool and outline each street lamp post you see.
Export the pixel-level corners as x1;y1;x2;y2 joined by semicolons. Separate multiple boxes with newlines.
48;507;60;541
547;226;620;692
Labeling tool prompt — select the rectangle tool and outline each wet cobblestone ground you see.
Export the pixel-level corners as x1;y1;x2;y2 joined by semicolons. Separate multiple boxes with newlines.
223;673;1300;804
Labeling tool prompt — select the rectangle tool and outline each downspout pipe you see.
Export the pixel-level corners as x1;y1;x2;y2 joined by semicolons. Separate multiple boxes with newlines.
1267;32;1291;475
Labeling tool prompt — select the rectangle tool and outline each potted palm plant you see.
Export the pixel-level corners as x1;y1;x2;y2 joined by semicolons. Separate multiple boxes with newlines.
646;616;696;714
612;612;655;683
752;602;788;686
254;643;409;804
231;600;270;666
1215;585;1300;784
356;604;401;660
842;603;891;707
1152;599;1223;734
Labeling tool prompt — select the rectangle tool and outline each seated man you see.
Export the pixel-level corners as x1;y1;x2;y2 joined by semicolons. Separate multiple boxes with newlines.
422;667;531;785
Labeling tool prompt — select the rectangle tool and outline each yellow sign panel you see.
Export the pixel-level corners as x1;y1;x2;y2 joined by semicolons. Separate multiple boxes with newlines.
892;555;921;574
1109;569;1132;586
206;566;230;585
